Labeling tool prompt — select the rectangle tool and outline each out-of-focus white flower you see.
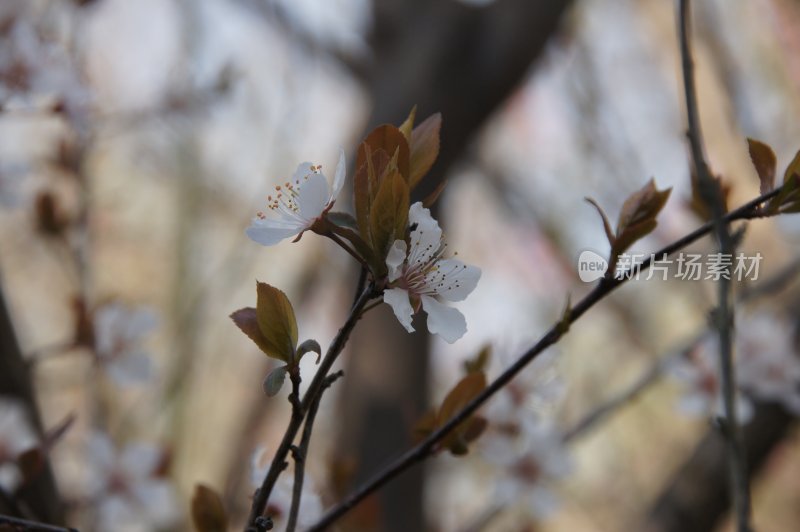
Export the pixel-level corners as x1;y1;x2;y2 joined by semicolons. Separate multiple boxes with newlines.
250;446;323;532
669;339;754;424
246;150;346;246
384;202;481;343
0;397;39;492
736;314;800;415
85;432;178;532
93;302;158;387
480;413;571;520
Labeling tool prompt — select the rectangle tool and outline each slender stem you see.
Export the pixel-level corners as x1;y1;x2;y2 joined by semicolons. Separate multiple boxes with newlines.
327;232;370;270
306;185;782;531
286;370;344;532
678;2;751;530
246;285;375;527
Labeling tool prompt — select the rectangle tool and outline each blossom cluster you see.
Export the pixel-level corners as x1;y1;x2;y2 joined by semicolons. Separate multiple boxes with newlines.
669;312;800;423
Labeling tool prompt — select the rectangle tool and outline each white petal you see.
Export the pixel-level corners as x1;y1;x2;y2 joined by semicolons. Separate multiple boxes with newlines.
429;259;481;302
290;162;315;182
297;171;329;220
421;296;466;343
246;219;303;246
97;495;137;532
384;288;415;333
330;148;346;202
386;240;407;282
407;202;442;264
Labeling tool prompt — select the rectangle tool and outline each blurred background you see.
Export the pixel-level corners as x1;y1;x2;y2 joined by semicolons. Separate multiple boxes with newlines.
1;0;800;530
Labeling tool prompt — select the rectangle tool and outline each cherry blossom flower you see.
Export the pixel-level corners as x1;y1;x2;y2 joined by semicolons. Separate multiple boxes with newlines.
85;432;178;532
250;446;323;532
736;314;800;415
480;409;571;519
246;150;346;246
384;202;481;343
93;302;158;387
669;337;754;423
0;397;39;492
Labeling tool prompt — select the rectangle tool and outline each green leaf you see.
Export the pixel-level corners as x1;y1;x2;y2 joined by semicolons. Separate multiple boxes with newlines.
297;339;322;364
409;113;441;189
192;484;228;532
747;138;776;195
263;365;288;397
255;282;298;363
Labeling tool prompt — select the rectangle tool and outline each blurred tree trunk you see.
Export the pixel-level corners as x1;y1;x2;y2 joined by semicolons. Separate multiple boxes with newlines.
0;285;63;524
642;402;795;532
336;1;573;530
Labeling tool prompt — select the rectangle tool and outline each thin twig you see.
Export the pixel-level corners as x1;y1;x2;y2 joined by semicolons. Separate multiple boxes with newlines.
306;184;782;531
286;370;344;532
678;1;751;529
246;285;375;528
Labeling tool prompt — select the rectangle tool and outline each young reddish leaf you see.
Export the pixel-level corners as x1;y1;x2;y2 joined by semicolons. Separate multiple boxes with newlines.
230;307;273;356
438;372;487;455
613;179;671;254
191;484;228;532
438;372;486;430
354;145;391;241
747;138;776;194
689;171;731;221
413;410;439;442
616;179;671;236
360;125;410;181
399;106;417;142
422;179;448;209
447;416;488;455
584;197;615;246
770;152;800;212
409;113;441;189
369;170;410;268
263;365;288;397
255;282;298;363
463;345;491;375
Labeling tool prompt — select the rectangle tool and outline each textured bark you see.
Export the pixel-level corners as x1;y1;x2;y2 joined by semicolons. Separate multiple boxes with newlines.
643;402;796;532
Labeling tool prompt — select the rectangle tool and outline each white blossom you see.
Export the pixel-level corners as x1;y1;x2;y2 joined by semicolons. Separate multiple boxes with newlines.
736;314;800;415
384;202;481;343
480;410;571;520
246;150;346;246
669;339;754;424
85;432;179;532
93;302;158;387
0;397;39;492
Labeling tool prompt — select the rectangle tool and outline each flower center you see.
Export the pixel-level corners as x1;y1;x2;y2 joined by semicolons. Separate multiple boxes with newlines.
255;166;322;222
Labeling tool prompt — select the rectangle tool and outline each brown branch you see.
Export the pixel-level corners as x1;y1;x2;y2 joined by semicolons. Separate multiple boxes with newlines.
245;285;376;528
678;1;751;529
306;185;782;531
0;513;77;532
